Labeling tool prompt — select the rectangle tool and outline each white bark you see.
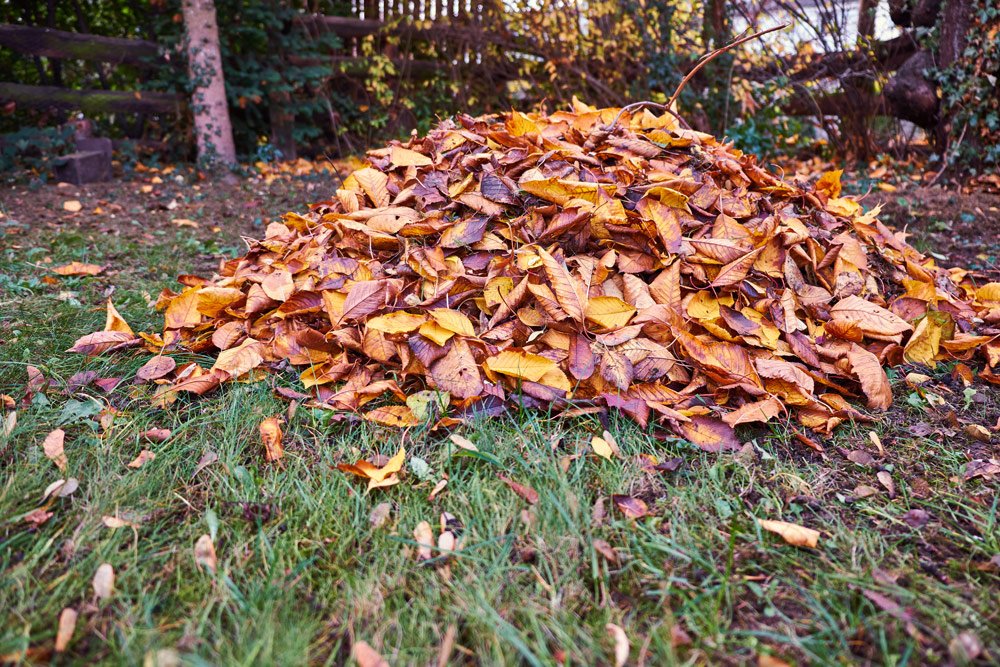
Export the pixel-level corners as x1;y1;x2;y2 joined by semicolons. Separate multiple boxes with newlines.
182;0;236;166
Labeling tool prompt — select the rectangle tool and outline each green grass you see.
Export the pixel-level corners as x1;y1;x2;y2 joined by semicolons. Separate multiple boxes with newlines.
1;228;998;665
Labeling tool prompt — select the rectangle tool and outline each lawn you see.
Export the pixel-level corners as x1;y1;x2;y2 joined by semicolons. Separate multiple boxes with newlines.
1;175;998;665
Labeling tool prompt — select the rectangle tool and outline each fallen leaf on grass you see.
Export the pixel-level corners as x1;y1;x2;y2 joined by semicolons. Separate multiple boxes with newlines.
591;431;619;460
964;459;1000;481
194;534;217;572
414;520;434;560
42;428;67;471
605;623;629;667
54;607;78;652
351;640;389;667
592;539;618;564
369;502;391;528
136;356;176;381
612;494;649;519
259;416;284;462
127;449;156;469
758;519;819;548
142;427;171;442
24;508;53;526
102;516;138;529
92;563;114;600
43;478;78;499
338;446;406;490
52;261;102;276
62;199;82;212
499;475;539;504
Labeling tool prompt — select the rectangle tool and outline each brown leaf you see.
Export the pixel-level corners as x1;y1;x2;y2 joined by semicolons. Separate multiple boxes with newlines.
127;449;156;469
351;640;390;667
612;494;649;519
499;475;539;504
42;429;67;471
847;344;893;409
194;534;217;572
537;247;587;323
260;417;284;462
55;607;78;652
136;356;176;381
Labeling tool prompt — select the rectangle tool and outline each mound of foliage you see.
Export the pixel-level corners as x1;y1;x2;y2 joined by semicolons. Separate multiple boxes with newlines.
73;102;1000;449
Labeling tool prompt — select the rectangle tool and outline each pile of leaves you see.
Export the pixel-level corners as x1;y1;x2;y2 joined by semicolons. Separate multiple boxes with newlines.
73;102;1000;450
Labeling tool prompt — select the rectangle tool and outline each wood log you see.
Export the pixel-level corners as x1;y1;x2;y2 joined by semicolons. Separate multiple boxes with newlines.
884;51;938;128
0;82;183;115
743;34;917;83
0;23;162;67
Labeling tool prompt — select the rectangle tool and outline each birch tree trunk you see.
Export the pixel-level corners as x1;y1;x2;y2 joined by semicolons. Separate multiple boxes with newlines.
182;0;236;166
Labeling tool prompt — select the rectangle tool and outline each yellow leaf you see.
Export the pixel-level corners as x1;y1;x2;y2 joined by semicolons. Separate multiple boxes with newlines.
585;296;636;330
826;196;860;217
758;519;819;548
815;169;843;198
419;320;455;346
903;314;945;366
507;110;540;137
485;350;557;382
367;311;426;334
164;289;203;329
430;308;476;337
591;435;614;460
196;287;245;318
52;261;103;276
975;282;1000;302
104;299;134;336
483;276;515;309
390;145;433;167
62;199;83;212
519;178;612;205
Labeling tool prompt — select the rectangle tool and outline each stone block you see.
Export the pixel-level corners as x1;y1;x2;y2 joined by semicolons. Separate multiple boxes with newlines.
53;150;111;184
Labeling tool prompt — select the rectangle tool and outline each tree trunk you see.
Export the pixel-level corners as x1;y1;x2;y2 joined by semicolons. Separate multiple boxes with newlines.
182;0;236;166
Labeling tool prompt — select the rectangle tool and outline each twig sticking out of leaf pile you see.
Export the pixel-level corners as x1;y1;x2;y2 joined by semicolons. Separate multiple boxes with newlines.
72;102;1000;451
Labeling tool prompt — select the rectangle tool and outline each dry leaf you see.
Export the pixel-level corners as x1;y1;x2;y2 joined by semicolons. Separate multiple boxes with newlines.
42;428;67;471
414;520;434;560
612;494;648;519
260;416;284;461
127;449;156;469
605;623;629;667
351;640;389;667
62;199;83;213
92;563;114;600
55;607;78;652
194;534;217;572
499;475;539;504
758;519;819;548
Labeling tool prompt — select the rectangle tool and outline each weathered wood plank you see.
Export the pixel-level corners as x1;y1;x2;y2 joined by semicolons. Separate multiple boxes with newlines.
0;23;162;67
0;82;183;115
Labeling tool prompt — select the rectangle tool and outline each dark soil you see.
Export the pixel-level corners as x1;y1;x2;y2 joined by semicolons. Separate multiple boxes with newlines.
877;185;1000;278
